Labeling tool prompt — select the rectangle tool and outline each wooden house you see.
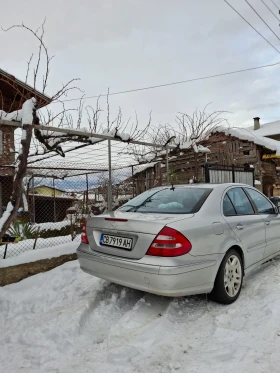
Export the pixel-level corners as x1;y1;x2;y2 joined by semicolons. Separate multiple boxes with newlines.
0;69;50;215
131;124;280;197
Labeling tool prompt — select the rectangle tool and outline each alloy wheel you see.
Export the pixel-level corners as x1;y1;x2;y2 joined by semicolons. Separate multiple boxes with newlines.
224;255;242;297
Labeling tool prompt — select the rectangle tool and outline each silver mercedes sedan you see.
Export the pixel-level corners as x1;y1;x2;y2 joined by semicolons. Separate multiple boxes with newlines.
77;184;280;304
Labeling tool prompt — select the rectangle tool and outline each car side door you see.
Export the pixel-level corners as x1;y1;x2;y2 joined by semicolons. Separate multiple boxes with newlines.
223;187;266;269
244;187;280;259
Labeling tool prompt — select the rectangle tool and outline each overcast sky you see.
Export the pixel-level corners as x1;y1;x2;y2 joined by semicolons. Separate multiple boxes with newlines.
1;0;280;131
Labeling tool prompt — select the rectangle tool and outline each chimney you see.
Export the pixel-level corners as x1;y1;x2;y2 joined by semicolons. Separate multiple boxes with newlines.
253;117;260;130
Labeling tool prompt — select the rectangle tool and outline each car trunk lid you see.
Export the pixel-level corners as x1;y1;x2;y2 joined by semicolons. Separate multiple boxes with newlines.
86;211;194;259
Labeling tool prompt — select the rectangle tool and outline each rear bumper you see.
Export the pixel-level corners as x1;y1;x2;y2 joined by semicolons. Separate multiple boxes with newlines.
77;244;218;297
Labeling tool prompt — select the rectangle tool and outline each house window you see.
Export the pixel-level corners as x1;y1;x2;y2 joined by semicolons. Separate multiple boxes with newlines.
243;150;250;156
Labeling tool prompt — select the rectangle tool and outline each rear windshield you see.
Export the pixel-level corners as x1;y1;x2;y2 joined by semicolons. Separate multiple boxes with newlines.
118;187;212;214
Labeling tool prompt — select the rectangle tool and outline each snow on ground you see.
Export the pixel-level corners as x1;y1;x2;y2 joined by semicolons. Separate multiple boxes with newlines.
0;235;80;260
0;241;79;268
34;220;72;231
1;256;280;373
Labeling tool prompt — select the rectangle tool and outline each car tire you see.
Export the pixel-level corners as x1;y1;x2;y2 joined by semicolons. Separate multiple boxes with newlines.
210;249;243;305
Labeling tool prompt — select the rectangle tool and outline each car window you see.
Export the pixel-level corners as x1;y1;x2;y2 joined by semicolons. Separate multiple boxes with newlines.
227;188;255;215
118;187;212;214
245;188;275;214
223;194;236;216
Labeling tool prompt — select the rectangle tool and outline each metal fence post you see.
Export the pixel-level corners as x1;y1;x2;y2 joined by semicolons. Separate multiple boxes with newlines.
86;174;89;214
132;165;135;198
232;164;235;183
108;140;113;212
3;244;8;259
32;176;35;224
53;178;56;222
166;145;169;184
205;163;210;183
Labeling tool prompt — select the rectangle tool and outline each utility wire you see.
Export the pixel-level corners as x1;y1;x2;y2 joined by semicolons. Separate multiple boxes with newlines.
261;0;280;21
46;1;280;105
224;0;280;54
270;0;279;10
57;60;280;103
245;0;280;43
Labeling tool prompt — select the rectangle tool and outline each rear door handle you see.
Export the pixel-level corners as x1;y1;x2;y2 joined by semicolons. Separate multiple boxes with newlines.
265;220;270;225
236;224;244;230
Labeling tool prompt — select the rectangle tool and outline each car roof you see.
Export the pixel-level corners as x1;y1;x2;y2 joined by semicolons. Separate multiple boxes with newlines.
152;183;251;190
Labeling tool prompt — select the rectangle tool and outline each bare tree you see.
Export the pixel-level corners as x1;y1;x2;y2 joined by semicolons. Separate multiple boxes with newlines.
175;104;229;147
0;20;83;238
175;104;229;180
125;104;229;183
0;21;164;238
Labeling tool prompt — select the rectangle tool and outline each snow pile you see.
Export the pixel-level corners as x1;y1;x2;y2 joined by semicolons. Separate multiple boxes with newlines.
1;257;280;372
103;129;131;142
0;97;35;124
88;136;105;144
40;129;67;137
117;194;132;202
34;220;72;231
39;126;131;145
181;140;210;153
22;193;28;212
47;137;62;148
137;153;157;163
21;97;36;125
180;140;193;149
0;240;78;268
214;126;280;155
0;109;22;121
133;162;158;176
193;144;211;153
0;202;13;232
0;234;80;260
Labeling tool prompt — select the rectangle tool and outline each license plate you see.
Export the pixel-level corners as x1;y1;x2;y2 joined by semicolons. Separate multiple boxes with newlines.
100;234;133;250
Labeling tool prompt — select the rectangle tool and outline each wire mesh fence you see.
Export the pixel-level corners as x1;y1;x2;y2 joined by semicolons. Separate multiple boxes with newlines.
0;118;182;259
0;156;200;259
0;162;163;259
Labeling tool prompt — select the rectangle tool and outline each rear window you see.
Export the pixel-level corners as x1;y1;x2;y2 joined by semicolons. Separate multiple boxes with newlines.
118;187;212;214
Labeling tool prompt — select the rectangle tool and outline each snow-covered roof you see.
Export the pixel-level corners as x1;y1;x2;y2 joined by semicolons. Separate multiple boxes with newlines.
247;120;280;137
193;144;210;153
33;184;66;193
28;193;75;200
133;162;158;176
213;126;280;156
181;140;210;153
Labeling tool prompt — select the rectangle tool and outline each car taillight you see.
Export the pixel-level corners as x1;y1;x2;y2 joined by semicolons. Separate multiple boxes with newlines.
146;227;192;257
81;222;89;244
